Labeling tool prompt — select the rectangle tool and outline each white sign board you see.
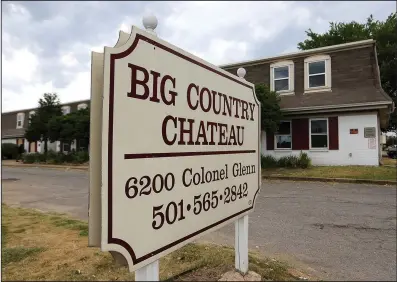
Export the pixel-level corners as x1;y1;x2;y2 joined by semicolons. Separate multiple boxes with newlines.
100;26;260;271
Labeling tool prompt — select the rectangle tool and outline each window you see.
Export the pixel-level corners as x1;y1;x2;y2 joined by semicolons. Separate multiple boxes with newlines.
16;113;25;128
62;106;71;115
270;61;294;95
304;55;331;93
78;139;88;151
310;119;328;149
63;142;70;152
77;103;87;110
275;121;292;149
29;111;35;124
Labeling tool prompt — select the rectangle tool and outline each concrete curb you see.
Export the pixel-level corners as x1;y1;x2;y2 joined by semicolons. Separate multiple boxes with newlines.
3;163;89;171
263;175;397;186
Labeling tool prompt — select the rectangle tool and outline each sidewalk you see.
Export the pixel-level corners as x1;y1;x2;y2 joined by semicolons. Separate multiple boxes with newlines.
2;160;89;171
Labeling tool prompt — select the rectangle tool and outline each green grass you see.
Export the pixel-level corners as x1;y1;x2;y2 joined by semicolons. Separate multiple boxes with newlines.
2;247;46;265
263;165;397;181
49;215;88;236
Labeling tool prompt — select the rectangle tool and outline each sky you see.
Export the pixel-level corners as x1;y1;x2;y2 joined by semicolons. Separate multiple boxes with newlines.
1;1;395;113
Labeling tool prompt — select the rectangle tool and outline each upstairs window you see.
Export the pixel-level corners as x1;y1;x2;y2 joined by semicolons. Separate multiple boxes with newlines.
304;55;331;93
16;113;25;129
62;106;71;115
270;61;294;95
308;61;326;87
275;121;292;149
310;119;328;149
77;103;88;110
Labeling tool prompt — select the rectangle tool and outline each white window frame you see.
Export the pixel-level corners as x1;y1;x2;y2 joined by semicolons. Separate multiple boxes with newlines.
309;118;329;150
270;60;295;95
29;111;35;124
16;113;25;129
304;55;332;94
274;120;292;150
62;106;71;115
77;103;87;110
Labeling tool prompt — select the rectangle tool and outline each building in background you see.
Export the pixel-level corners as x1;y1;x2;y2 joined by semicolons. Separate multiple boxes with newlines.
221;39;394;166
2;40;394;165
1;99;90;153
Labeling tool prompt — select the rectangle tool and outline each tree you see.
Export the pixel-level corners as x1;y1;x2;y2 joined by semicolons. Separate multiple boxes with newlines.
255;84;284;133
386;136;397;147
48;107;90;151
297;13;397;130
25;93;63;152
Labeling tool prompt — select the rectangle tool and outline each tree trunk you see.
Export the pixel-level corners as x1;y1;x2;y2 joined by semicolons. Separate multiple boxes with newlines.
44;138;48;153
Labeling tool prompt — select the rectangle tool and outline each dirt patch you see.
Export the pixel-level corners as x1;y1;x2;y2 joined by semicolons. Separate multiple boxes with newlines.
1;204;305;281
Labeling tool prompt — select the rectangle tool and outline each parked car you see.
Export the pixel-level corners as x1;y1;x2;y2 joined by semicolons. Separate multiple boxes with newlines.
387;145;397;159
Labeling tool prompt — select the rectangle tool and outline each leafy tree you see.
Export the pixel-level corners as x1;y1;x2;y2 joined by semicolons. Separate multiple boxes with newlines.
255;84;284;133
386;136;397;147
48;107;90;151
24;93;63;152
297;13;397;130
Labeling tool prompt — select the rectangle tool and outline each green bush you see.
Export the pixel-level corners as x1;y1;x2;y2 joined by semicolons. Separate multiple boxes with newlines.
261;152;312;169
22;150;89;164
75;151;89;163
298;151;311;168
22;153;37;164
261;155;278;168
2;143;19;160
278;155;299;168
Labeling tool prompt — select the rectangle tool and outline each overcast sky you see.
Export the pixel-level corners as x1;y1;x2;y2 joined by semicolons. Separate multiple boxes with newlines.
1;1;394;112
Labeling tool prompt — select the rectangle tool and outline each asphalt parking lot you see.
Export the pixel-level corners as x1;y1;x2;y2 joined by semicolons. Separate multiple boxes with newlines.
2;166;396;281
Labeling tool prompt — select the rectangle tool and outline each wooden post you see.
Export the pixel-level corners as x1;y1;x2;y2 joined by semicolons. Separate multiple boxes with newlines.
235;67;249;275
133;14;161;281
135;260;159;281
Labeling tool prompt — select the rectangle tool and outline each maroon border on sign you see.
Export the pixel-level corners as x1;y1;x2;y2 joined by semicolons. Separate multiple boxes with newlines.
107;33;261;264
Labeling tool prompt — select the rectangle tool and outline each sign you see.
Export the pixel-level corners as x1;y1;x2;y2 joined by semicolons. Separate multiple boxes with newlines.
364;127;376;138
368;138;376;149
350;129;358;134
99;26;260;271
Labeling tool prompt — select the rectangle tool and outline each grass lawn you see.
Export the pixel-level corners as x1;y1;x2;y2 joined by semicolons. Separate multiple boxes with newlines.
263;165;396;181
1;204;304;281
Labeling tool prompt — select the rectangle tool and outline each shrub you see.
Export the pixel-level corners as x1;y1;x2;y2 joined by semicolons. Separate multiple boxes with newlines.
22;153;37;164
298;151;311;168
2;143;19;160
22;150;89;164
278;155;299;168
261;152;312;169
75;151;89;163
261;155;278;168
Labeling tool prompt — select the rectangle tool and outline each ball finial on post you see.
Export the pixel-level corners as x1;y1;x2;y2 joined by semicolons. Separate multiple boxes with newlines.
142;14;158;35
237;68;246;80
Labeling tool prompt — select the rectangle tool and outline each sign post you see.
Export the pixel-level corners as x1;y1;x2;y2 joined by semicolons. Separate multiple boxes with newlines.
89;14;261;280
235;67;249;275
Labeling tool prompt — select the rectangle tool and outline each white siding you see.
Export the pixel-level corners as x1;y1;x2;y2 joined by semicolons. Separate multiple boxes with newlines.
47;141;57;152
2;139;17;144
262;112;379;166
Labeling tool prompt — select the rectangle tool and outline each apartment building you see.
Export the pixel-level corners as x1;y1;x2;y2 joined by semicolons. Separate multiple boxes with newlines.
1;100;90;153
2;40;394;165
221;39;394;166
